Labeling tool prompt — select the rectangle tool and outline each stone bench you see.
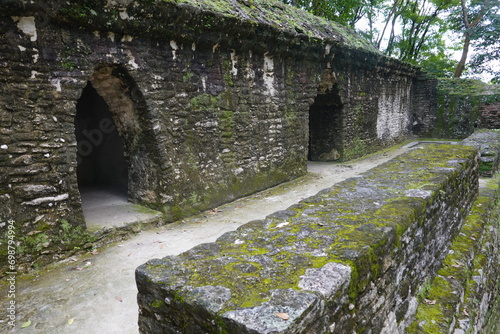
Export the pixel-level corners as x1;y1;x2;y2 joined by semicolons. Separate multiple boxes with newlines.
136;144;478;333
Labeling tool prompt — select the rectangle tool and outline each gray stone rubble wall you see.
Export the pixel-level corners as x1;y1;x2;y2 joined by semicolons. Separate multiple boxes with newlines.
136;144;479;333
0;0;424;272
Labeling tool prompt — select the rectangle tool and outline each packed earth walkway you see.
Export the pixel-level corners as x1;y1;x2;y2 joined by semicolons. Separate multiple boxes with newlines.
2;143;422;333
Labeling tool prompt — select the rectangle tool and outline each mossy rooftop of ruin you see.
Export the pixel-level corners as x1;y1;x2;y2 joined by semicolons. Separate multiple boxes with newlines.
160;0;379;51
136;143;478;332
3;0;380;56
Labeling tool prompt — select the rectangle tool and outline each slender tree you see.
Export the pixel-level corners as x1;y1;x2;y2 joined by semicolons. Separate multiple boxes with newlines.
453;0;492;77
469;8;500;82
281;0;499;79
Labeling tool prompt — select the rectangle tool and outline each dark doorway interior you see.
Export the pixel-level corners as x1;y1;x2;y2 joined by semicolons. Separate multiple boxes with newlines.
308;89;343;161
75;82;128;195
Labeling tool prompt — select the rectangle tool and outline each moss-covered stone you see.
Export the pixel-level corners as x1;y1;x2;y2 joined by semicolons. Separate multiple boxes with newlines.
425;79;500;139
408;172;500;334
136;144;479;333
462;130;500;177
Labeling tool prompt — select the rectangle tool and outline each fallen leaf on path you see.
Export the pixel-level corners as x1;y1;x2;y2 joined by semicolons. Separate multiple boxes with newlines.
194;221;205;224
90;249;99;255
424;299;436;305
21;320;31;328
75;261;92;270
115;296;123;302
68;318;74;325
275;313;289;320
128;253;132;257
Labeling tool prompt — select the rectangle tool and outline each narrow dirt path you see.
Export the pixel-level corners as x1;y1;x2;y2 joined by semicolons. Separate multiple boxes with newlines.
1;143;414;333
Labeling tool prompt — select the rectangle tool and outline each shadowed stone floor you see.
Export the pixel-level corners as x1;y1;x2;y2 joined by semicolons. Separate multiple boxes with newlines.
80;186;162;230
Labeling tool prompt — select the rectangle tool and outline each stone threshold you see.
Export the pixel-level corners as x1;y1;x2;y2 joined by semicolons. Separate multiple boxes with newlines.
80;186;163;234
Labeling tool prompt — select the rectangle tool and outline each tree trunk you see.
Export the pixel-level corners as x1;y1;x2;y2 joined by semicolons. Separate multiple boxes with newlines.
454;32;471;78
453;0;489;78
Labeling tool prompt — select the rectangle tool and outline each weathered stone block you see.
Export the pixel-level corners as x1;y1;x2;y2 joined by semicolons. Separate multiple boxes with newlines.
136;144;478;333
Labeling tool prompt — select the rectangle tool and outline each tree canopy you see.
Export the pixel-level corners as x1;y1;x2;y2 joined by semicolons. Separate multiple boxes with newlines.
280;0;499;82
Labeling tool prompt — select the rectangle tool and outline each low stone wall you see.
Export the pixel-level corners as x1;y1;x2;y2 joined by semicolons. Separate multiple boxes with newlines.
408;173;500;333
136;144;478;334
462;130;500;177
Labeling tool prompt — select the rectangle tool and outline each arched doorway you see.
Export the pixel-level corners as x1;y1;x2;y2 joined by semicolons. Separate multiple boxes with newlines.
308;85;343;161
75;82;128;194
73;65;165;228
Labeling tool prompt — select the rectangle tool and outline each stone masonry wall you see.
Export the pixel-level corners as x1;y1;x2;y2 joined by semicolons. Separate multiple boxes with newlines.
462;130;500;177
418;79;500;139
136;144;478;334
408;172;500;334
0;0;423;272
410;74;438;136
480;102;500;129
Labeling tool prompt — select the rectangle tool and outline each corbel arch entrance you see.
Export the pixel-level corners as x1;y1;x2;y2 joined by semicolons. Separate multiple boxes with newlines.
74;65;163;226
308;69;344;161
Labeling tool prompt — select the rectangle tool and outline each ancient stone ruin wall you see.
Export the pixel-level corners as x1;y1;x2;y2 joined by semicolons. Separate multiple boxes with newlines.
409;75;438;136
408;172;500;333
480;102;500;129
0;0;424;271
417;78;500;139
136;144;479;333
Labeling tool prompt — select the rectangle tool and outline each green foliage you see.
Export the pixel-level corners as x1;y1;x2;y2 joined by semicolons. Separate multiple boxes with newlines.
343;137;368;161
469;7;500;82
445;0;499;78
281;0;498;80
419;51;459;78
16;220;96;256
18;233;50;254
280;0;383;27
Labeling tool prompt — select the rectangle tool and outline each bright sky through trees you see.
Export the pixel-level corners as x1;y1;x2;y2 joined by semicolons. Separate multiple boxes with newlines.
280;0;499;83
